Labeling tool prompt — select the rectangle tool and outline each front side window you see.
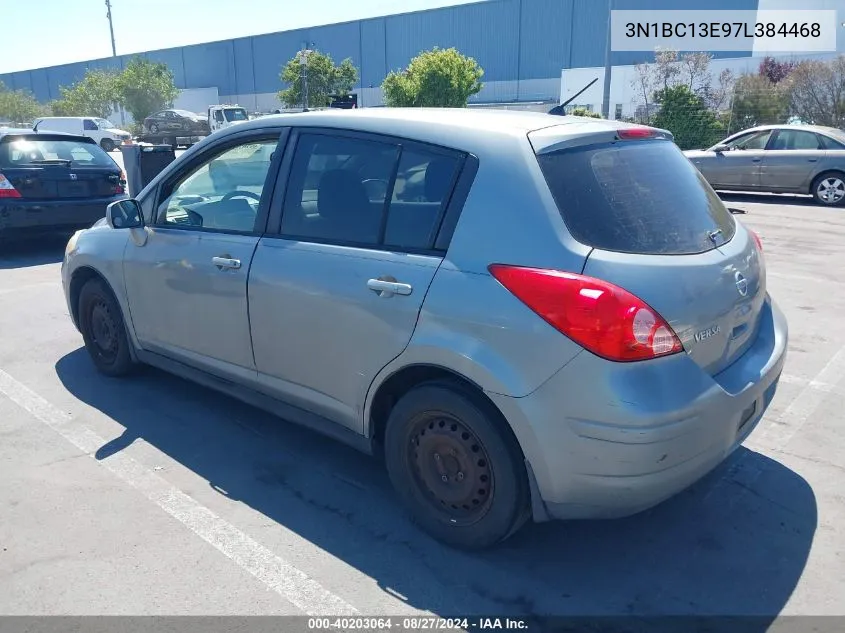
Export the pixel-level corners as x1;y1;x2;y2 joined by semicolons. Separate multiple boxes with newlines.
155;138;278;233
280;133;461;250
83;119;98;131
725;130;771;150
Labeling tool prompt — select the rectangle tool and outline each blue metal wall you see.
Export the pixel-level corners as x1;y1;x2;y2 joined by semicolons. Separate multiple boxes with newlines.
0;0;760;103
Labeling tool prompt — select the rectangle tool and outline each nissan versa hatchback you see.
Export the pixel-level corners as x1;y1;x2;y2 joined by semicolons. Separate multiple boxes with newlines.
61;109;788;550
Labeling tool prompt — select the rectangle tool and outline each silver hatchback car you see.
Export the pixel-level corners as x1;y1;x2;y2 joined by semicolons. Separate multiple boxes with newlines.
62;109;788;550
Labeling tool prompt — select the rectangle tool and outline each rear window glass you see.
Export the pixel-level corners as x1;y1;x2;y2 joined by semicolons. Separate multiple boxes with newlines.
536;140;736;255
0;137;115;169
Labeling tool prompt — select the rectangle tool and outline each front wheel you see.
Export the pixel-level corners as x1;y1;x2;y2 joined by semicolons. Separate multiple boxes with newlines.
148;123;159;134
384;382;530;550
78;278;134;377
812;172;845;206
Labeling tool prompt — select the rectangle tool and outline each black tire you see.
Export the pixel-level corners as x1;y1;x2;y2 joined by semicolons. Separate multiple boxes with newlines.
384;381;530;550
149;123;159;134
78;278;134;377
811;171;845;207
100;138;115;153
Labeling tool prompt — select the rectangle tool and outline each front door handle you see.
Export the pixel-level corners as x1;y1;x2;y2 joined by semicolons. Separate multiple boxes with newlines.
212;256;241;270
367;278;413;296
751;158;762;163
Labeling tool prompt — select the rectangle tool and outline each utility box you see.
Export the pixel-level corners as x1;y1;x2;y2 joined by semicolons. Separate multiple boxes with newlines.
120;144;176;197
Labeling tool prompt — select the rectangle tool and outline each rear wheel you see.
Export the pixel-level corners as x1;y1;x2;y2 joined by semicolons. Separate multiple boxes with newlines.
78;278;134;377
100;138;115;152
384;382;529;550
812;171;845;206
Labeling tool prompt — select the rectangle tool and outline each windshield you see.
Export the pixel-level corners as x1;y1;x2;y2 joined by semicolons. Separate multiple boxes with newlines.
0;137;116;168
224;108;248;122
94;118;116;129
536;139;736;255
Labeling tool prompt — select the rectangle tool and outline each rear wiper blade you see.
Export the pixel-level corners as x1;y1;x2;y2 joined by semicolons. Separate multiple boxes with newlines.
28;159;72;165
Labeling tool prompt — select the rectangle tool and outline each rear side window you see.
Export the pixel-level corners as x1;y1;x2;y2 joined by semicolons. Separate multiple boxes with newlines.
0;137;115;169
536;140;736;255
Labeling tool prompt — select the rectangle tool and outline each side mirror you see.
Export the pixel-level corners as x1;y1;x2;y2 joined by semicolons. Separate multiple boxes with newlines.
107;199;144;229
712;144;731;154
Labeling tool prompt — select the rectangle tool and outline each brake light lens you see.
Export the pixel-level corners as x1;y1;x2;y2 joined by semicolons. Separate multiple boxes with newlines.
750;229;763;252
488;265;684;362
112;170;127;195
0;172;21;198
617;127;657;140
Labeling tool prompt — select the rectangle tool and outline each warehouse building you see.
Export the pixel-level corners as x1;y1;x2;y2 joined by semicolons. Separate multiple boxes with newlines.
1;0;842;115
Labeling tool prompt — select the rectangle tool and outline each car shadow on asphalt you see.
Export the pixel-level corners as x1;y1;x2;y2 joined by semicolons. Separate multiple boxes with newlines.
55;350;816;625
0;235;68;269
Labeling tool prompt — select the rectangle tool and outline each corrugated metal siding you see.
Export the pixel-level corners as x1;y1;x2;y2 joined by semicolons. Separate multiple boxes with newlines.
361;19;387;87
144;48;187;88
519;0;575;80
251;28;311;93
384;0;519;82
233;38;256;97
183;42;235;95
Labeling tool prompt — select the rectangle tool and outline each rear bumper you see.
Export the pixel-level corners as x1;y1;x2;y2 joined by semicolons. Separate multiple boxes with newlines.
489;296;788;521
0;197;123;238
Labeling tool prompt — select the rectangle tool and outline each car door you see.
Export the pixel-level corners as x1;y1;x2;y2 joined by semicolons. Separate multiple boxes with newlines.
698;130;772;190
122;129;285;380
759;129;825;192
248;129;465;432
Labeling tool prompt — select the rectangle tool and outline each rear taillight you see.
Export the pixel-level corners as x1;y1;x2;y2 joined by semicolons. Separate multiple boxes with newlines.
0;172;21;198
488;265;683;362
750;230;763;252
113;170;126;194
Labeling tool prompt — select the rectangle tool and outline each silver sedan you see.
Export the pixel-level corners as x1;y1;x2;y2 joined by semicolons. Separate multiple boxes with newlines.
685;124;845;206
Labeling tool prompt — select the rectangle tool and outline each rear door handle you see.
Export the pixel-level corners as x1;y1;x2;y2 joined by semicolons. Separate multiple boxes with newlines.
751;158;762;163
808;158;818;162
212;256;241;270
367;278;413;296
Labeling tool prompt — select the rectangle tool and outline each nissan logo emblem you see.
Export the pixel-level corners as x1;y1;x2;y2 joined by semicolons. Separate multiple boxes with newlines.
735;272;749;297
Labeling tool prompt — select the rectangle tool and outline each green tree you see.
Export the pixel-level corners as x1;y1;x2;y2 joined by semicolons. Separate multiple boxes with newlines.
278;51;358;109
786;56;845;127
115;57;179;123
726;73;790;135
51;69;120;118
382;47;483;108
0;82;45;125
652;85;724;150
570;106;602;118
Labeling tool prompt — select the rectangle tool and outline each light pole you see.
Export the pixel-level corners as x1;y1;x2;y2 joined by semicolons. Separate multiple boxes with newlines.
601;0;613;119
105;0;125;125
297;45;314;111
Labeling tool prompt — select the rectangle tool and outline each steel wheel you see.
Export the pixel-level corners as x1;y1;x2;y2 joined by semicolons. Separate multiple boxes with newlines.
408;412;495;525
816;176;845;205
88;298;118;365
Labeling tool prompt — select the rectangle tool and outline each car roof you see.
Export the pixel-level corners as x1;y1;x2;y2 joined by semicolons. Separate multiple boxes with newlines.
218;107;650;152
740;123;843;136
0;129;94;141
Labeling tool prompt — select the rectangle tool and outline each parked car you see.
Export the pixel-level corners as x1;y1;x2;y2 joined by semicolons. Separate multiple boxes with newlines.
685;124;845;206
143;109;210;135
61;109;787;550
0;129;126;241
33;116;132;152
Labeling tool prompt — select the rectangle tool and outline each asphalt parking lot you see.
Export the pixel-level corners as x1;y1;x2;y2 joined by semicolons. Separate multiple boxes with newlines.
0;192;843;620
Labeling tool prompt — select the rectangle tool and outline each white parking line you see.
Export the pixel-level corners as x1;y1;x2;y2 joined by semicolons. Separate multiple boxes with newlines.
0;368;359;617
763;344;845;449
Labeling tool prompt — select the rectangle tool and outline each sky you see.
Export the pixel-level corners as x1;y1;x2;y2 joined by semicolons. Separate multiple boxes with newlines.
0;0;482;74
